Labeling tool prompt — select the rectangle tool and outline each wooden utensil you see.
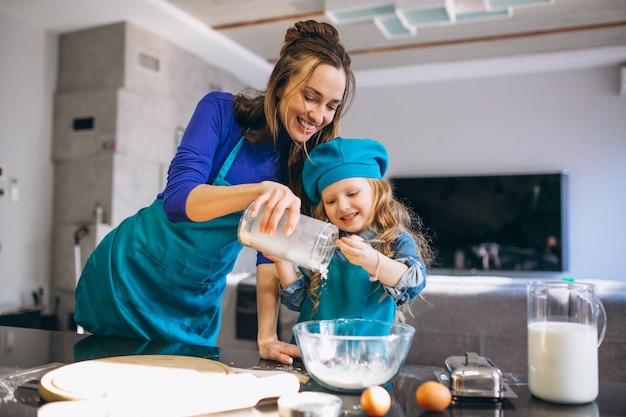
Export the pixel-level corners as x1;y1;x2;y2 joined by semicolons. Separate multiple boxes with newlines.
38;355;301;417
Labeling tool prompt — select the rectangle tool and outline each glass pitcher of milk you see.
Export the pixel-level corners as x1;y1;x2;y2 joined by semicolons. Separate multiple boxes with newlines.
527;281;607;404
238;202;338;274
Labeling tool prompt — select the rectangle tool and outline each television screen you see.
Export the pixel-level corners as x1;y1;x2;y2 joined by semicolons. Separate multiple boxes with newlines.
391;173;568;274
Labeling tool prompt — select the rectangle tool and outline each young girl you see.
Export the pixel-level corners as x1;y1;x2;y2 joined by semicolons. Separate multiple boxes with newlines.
273;138;433;323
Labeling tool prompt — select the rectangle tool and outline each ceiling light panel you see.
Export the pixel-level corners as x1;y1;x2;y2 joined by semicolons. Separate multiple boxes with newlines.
455;0;512;23
325;0;555;39
456;8;511;22
486;0;554;9
375;15;417;39
395;0;455;28
325;0;395;24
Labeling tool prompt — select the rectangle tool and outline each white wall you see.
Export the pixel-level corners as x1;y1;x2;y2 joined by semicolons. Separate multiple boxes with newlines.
0;12;56;308
342;65;626;282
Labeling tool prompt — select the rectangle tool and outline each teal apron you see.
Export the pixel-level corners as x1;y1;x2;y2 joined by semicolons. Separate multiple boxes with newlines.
75;138;246;346
296;255;395;324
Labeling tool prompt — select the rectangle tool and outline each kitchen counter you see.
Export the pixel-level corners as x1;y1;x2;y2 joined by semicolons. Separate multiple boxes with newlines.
1;325;624;416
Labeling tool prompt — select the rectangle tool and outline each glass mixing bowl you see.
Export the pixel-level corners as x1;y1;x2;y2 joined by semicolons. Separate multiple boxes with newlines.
292;318;415;393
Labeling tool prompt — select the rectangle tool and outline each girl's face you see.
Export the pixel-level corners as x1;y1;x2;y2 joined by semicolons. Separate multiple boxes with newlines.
321;177;375;234
277;62;346;143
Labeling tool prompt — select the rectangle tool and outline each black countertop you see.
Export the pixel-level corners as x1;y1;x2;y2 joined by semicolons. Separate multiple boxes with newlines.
0;325;624;416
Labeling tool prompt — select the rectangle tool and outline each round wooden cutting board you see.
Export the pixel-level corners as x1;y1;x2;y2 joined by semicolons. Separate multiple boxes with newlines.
39;355;232;402
38;355;300;417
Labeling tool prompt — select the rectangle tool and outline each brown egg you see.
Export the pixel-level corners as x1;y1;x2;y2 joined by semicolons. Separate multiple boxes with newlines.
416;381;452;411
360;386;391;416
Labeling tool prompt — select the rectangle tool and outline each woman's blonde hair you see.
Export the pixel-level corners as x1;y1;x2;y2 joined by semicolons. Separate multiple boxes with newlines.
306;178;434;318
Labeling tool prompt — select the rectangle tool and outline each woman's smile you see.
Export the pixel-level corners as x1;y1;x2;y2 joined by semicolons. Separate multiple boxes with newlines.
297;116;318;135
278;61;346;143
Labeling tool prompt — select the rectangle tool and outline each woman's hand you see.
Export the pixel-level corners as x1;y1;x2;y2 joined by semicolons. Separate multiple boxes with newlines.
248;181;302;236
258;338;302;365
256;263;301;365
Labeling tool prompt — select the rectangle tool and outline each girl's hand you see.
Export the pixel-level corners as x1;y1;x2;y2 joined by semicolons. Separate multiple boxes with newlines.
337;236;407;287
335;236;379;270
250;181;301;236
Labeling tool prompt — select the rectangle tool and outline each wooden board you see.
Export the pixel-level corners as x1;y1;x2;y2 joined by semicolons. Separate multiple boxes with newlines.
38;355;300;417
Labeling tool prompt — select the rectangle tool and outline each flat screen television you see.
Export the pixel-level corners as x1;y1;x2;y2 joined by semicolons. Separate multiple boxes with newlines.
391;172;568;275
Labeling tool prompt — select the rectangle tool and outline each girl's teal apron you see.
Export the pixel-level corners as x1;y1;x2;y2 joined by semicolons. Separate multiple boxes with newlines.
75;139;247;346
296;255;395;324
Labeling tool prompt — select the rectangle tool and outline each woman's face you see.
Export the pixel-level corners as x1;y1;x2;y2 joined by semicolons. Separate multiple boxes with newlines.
277;62;346;143
321;177;375;234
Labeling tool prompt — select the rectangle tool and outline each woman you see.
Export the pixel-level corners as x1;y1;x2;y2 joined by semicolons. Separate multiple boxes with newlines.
74;20;355;365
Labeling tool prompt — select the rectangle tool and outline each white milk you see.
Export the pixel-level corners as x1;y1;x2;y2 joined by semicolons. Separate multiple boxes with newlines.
528;321;599;404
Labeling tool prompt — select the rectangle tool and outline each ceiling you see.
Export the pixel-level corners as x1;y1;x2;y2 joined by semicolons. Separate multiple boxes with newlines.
1;0;625;88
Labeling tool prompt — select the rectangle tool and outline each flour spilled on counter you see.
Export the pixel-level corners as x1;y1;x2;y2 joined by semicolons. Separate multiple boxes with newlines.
0;372;24;404
0;363;65;405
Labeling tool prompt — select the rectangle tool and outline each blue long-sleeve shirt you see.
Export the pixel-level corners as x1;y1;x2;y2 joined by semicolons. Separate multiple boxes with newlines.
157;91;291;223
157;91;291;265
